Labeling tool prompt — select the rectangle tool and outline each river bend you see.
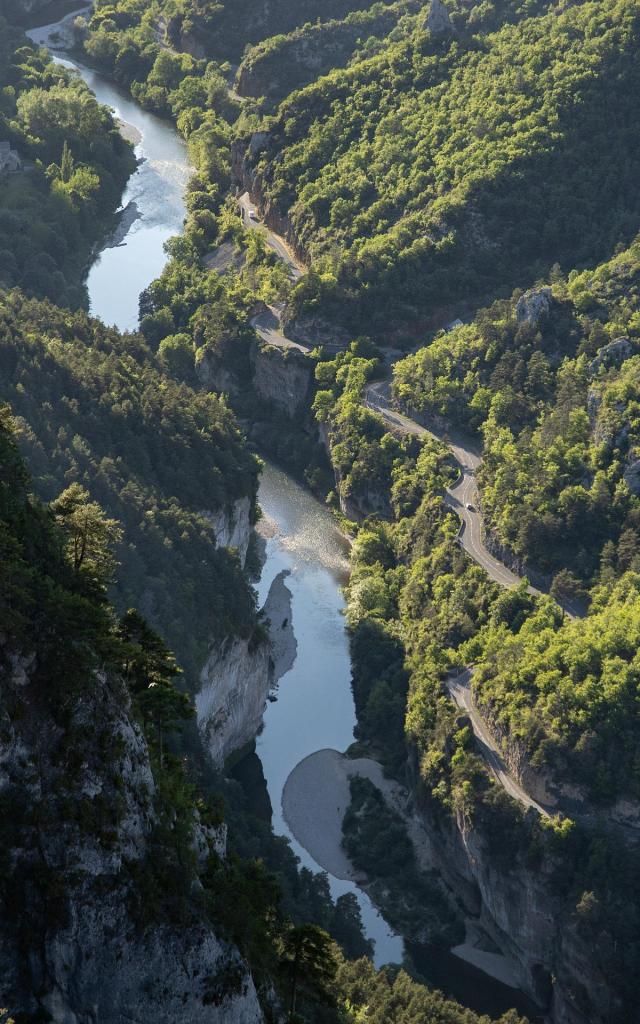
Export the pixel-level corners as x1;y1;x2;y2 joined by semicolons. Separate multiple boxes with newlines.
28;10;540;1017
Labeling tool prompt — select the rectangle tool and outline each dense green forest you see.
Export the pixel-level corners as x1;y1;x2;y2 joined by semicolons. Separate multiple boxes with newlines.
8;0;640;1019
88;0;399;64
336;958;525;1024
314;343;640;1018
0;18;135;306
0;399;524;1024
315;337;640;802
238;0;640;336
235;1;422;102
0;289;260;682
393;238;640;585
471;573;640;801
0;407;351;1020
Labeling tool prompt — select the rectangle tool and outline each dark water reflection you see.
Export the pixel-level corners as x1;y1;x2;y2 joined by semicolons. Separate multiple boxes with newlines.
408;943;543;1022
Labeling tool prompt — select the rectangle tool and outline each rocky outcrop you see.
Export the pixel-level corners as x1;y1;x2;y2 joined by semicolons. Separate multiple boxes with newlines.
203;496;253;565
426;0;453;36
197;349;243;396
280;309;351;351
412;795;611;1024
589;336;636;375
0;645;263;1023
232;136;309;268
475;701;640;831
196;635;271;767
515;286;553;326
196;325;315;418
624;454;640;496
474;519;556;595
262;570;297;685
253;343;314;417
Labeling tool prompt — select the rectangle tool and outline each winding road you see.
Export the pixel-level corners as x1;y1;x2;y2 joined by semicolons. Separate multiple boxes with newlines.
238;192;585;819
446;669;549;816
236;192;312;352
365;380;525;591
363;380;591;813
250;304;309;354
239;191;304;280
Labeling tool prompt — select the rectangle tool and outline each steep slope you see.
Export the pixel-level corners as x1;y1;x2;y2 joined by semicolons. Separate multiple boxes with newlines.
238;0;640;337
165;0;401;61
235;2;422;102
0;19;135;306
0;408;263;1022
0;291;260;680
312;341;640;1021
393;238;640;586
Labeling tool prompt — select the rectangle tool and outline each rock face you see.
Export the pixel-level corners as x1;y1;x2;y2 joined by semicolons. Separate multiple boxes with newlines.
253;344;314;417
231;136;308;269
262;569;297;684
337;473;391;521
426;0;453;36
196;327;315;419
280;309;351;351
196;636;272;766
624;455;640;496
204;496;253;565
235;4;413;101
414;798;612;1024
515;286;553;326
0;645;263;1023
589;336;636;375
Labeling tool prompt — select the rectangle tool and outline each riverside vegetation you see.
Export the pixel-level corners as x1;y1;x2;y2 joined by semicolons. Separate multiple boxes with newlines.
0;3;520;1021
0;17;135;306
0;7;408;1022
74;1;640;1019
4;0;640;1019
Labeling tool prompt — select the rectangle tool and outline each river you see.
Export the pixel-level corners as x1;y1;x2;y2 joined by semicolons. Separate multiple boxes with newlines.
28;9;191;332
252;463;404;964
29;10;539;1019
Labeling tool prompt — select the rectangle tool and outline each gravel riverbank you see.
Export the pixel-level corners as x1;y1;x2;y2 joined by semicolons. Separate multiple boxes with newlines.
282;748;520;988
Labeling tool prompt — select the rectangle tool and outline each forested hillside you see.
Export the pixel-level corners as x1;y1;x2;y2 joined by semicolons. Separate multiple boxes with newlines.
394;238;640;586
0;399;526;1024
0;289;259;682
239;0;640;337
10;0;640;1020
313;341;640;1019
0;18;135;306
0;406;264;1019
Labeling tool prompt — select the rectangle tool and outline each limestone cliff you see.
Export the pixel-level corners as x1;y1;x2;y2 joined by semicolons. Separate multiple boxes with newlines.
253;343;314;417
197;330;315;419
0;644;263;1023
196;634;271;767
204;495;253;565
231;137;309;270
412;795;613;1024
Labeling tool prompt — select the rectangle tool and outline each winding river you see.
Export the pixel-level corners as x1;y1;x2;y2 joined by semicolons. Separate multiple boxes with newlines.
28;10;540;1019
28;10;190;331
